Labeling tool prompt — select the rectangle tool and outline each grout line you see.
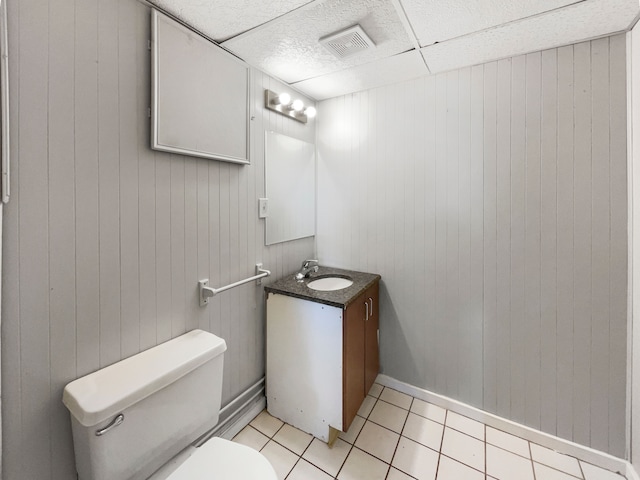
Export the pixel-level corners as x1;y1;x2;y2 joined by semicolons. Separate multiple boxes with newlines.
334;437;355;478
485;423;488;477
577;458;586;479
488;441;532;461
439;452;486;475
284;430;317;480
532;459;585;480
529;441;537;480
387;396;414;477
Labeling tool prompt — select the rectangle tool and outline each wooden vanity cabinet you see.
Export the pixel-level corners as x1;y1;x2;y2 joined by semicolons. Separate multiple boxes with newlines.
364;281;380;394
265;277;380;442
343;291;366;429
343;280;380;430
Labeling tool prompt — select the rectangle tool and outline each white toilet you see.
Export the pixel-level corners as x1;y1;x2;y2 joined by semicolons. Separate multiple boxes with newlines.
62;329;277;480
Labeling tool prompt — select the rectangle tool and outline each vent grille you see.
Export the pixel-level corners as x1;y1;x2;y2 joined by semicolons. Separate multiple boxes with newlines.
320;25;375;59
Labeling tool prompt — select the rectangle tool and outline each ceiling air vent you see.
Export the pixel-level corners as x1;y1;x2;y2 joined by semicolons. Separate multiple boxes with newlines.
319;24;375;59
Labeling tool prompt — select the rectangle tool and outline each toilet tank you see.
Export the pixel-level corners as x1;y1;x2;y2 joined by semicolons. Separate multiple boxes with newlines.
63;329;227;480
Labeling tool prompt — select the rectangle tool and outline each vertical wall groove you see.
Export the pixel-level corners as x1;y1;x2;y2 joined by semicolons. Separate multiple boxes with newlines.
317;35;628;456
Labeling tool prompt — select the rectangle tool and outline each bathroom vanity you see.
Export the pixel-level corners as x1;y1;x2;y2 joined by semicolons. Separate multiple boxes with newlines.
265;267;380;443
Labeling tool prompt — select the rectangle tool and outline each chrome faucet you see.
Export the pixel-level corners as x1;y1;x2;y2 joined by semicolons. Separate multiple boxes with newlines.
295;259;319;281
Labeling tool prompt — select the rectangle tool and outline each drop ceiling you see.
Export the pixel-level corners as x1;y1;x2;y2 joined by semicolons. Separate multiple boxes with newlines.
148;0;640;101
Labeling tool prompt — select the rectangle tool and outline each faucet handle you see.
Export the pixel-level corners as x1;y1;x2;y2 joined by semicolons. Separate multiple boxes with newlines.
302;259;319;268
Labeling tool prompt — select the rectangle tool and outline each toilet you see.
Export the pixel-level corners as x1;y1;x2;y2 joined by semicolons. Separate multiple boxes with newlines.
62;329;277;480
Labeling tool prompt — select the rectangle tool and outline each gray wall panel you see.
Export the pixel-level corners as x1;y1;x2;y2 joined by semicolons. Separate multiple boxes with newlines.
317;36;628;456
1;1;315;478
539;47;559;436
607;32;628;458
524;51;542;429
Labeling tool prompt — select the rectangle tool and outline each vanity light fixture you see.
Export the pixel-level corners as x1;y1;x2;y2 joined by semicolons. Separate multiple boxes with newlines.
265;89;316;124
273;92;291;106
291;99;304;112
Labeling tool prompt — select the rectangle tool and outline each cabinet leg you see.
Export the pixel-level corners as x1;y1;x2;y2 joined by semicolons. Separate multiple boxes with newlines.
327;426;340;448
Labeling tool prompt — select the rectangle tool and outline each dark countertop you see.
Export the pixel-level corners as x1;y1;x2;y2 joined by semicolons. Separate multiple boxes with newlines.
264;266;381;308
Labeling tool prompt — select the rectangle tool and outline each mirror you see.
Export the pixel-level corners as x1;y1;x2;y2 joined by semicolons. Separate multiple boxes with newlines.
265;132;315;245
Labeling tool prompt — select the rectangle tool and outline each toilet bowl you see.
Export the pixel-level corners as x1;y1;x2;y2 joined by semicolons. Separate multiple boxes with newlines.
63;329;276;480
155;438;276;480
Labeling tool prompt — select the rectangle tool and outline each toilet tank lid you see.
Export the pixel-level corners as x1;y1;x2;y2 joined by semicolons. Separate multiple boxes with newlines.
62;329;227;427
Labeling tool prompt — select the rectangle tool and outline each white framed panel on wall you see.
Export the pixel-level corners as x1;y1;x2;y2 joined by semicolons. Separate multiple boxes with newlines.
151;10;250;164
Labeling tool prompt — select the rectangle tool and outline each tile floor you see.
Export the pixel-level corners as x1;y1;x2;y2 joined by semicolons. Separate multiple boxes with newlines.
232;384;627;480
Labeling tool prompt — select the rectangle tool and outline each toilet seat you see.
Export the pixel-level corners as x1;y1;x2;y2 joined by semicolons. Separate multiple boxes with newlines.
166;437;277;480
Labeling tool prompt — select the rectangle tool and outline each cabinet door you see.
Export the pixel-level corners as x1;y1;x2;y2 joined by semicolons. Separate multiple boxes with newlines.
343;292;366;430
364;281;380;394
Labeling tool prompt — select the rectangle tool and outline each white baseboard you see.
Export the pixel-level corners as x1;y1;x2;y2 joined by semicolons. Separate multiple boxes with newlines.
377;374;630;476
627;463;640;480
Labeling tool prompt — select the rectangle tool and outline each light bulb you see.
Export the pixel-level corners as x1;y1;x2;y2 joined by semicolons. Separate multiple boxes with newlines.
292;99;304;112
304;106;317;119
276;92;291;106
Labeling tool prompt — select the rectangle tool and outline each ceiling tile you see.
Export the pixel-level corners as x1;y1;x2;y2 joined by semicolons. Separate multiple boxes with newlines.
401;0;583;46
292;50;428;100
421;0;638;74
148;0;313;42
222;0;414;84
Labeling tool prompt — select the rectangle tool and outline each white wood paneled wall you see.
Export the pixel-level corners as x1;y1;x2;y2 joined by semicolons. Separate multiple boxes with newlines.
317;35;628;456
2;0;315;478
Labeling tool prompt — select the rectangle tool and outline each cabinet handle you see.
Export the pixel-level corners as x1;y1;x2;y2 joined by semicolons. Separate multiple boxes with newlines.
368;298;373;317
365;300;369;321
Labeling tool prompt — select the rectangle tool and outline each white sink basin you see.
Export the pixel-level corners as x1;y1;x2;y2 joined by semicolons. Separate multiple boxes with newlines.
307;276;354;291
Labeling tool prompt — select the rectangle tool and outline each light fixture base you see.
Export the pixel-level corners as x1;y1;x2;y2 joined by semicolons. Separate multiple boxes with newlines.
264;89;309;124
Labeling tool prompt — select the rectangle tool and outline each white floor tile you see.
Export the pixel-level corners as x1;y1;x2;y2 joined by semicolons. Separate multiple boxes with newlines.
486;426;530;458
440;427;484;471
530;444;582;477
339;415;366;444
355;420;400;463
380;388;413;410
410;399;447;424
273;423;313;456
436;455;484;480
445;411;484;440
387;467;417;480
287;459;334;480
358;395;377;418
250;410;284;437
402;413;444;451
369;399;410;433
241;386;625;480
392;437;439;480
369;383;384;398
486;444;534;480
337;447;389;480
232;425;270;452
581;461;627;480
302;438;351;477
534;462;583;480
260;440;298;480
